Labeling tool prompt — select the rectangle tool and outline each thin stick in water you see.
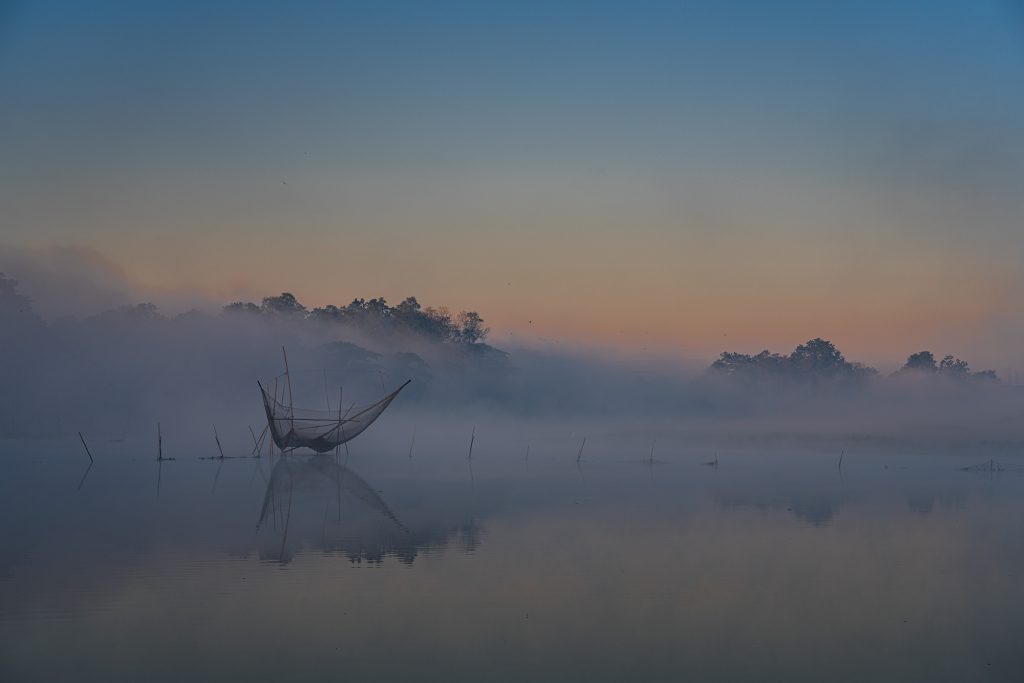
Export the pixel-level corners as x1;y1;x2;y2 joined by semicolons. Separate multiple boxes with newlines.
838;450;844;471
282;346;295;433
468;426;475;460
576;437;587;463
78;432;94;463
213;424;225;459
157;422;163;461
324;368;331;411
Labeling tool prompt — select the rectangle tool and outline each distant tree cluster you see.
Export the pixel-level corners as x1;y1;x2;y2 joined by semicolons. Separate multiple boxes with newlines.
893;350;997;381
710;338;997;383
224;293;490;344
710;338;877;383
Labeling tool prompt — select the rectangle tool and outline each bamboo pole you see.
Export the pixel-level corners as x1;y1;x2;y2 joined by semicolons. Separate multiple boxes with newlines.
467;426;475;460
78;432;94;463
282;346;295;434
324;368;331;411
213;424;225;459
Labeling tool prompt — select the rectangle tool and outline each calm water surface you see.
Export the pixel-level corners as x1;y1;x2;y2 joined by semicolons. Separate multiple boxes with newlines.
2;429;1023;682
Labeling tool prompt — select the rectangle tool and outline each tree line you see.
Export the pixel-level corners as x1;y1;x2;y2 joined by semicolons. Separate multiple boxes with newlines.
710;338;997;382
224;292;490;345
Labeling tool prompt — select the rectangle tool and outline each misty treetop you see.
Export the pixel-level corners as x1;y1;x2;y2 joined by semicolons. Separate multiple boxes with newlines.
894;350;997;381
711;337;997;383
224;293;489;345
710;338;877;383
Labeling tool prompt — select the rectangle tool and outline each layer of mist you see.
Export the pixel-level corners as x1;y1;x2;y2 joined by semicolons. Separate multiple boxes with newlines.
1;265;1022;451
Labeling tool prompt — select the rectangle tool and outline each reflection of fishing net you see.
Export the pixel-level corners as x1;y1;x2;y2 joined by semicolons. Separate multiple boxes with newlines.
257;456;402;531
258;379;409;453
959;459;1024;473
256;456;406;565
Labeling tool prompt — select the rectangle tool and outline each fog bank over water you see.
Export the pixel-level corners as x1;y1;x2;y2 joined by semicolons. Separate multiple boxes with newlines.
1;261;1022;450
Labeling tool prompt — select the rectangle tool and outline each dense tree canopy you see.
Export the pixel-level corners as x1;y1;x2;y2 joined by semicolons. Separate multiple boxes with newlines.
710;338;877;383
224;292;489;345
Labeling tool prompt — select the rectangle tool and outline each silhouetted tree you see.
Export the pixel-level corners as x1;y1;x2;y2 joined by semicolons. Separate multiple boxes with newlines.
223;301;261;315
261;292;306;317
395;297;421;314
938;355;970;376
455;311;489;344
901;351;937;373
790;338;846;375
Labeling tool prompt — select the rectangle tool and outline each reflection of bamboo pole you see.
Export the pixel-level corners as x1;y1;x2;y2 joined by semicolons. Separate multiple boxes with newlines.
250;425;268;458
280;472;294;560
78;432;94;463
78;462;93;491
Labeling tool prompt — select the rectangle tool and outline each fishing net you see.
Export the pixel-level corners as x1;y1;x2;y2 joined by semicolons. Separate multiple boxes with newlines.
259;378;409;453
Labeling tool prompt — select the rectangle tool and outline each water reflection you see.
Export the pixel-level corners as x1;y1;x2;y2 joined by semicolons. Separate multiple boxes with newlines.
256;454;405;564
2;439;1024;682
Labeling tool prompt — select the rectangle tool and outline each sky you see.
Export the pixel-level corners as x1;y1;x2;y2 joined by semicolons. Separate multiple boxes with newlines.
1;0;1023;370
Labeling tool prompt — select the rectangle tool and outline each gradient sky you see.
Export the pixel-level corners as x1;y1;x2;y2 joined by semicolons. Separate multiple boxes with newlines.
2;0;1023;368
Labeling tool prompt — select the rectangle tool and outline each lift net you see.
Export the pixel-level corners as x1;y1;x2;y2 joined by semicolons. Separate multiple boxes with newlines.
259;379;410;453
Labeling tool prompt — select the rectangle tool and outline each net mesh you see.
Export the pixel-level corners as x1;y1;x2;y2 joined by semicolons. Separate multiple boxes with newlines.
259;379;409;453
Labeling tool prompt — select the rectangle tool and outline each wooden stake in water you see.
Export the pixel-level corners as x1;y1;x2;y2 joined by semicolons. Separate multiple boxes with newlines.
213;424;225;459
157;422;163;461
282;346;295;433
576;437;587;463
467;426;475;460
838;450;844;471
650;440;656;464
78;431;94;463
